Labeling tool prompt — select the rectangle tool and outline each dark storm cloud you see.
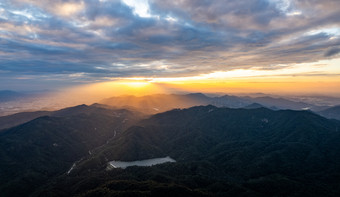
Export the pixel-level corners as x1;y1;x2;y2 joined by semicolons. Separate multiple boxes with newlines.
325;47;340;57
0;0;340;87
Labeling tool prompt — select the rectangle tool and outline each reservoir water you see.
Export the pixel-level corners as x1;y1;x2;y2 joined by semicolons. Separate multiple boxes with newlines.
108;156;175;169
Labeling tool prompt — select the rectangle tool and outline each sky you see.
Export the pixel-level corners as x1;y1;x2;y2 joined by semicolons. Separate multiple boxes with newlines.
1;0;340;96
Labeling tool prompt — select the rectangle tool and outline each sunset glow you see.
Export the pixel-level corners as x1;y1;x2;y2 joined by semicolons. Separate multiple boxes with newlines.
1;0;340;97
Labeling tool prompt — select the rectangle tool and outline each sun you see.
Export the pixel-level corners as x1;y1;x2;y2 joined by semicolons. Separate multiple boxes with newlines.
121;81;150;88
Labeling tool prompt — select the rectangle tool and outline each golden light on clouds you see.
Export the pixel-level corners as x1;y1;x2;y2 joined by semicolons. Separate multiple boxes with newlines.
56;2;84;17
42;57;340;107
49;80;167;106
41;57;340;109
149;58;340;83
117;58;340;96
120;81;150;88
2;0;340;97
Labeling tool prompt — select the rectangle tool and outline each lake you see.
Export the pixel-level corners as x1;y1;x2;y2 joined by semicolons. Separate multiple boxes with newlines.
108;156;176;169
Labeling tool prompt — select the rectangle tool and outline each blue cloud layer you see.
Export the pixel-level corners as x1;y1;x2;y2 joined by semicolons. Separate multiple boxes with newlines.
0;0;340;88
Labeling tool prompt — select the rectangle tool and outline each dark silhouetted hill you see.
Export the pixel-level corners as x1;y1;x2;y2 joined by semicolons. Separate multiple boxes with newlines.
42;105;340;197
0;105;144;196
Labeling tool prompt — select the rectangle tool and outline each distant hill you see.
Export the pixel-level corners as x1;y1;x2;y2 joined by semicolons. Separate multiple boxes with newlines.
0;90;26;102
0;104;137;130
100;93;213;114
210;94;250;108
99;93;257;113
317;105;340;120
244;103;265;109
100;93;323;114
242;96;320;110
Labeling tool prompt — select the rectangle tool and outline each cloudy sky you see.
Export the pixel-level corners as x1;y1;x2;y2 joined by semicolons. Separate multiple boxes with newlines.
1;0;340;94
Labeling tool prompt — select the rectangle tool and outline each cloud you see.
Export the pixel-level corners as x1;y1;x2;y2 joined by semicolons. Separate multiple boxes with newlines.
0;0;340;89
325;47;340;57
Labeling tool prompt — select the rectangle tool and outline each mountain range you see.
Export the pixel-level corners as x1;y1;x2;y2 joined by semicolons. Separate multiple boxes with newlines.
100;93;329;112
100;93;340;120
317;105;340;120
53;105;339;197
1;93;337;130
0;90;26;102
1;99;340;196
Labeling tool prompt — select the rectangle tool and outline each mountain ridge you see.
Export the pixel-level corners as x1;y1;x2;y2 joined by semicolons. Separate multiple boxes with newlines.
1;103;340;196
318;105;340;120
41;105;340;197
0;104;145;196
100;93;325;113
